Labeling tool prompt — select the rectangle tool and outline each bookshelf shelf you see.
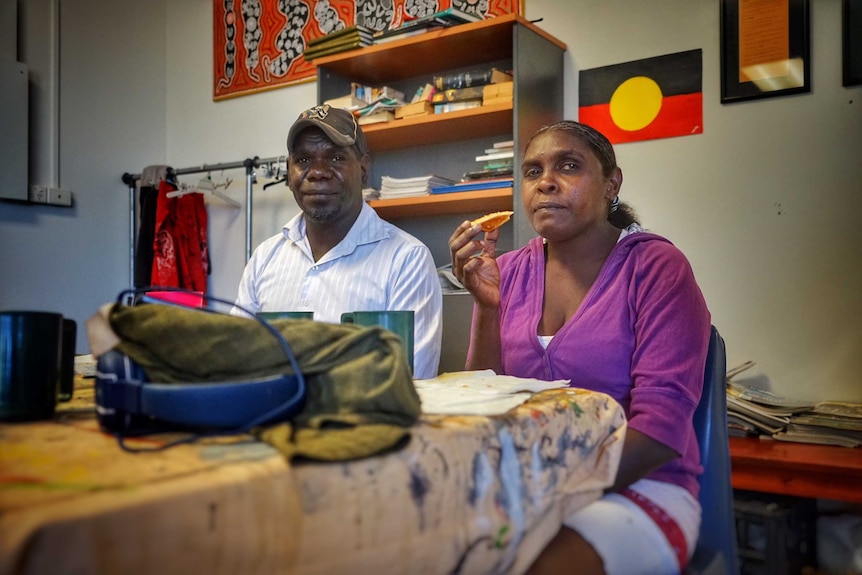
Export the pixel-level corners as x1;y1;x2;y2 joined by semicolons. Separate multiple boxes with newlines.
368;187;513;219
313;14;565;86
315;14;565;252
362;103;513;151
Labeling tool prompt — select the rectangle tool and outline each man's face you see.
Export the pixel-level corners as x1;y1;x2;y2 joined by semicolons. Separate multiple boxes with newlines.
287;127;367;224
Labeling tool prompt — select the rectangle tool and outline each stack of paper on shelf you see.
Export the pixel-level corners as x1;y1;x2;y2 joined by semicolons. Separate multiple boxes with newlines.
380;174;456;199
355;96;406;125
326;85;406;114
724;362;814;438
777;401;862;447
303;25;373;60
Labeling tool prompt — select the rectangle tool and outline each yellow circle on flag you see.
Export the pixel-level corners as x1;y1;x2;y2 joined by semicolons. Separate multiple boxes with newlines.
609;76;663;132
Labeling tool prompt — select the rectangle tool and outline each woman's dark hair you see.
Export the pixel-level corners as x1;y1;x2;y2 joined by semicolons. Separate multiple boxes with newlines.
526;121;639;229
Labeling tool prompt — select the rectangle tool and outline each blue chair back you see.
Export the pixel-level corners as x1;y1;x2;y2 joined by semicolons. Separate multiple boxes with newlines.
687;326;740;575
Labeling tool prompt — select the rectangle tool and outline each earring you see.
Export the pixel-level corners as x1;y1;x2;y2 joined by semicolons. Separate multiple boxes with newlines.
610;196;620;213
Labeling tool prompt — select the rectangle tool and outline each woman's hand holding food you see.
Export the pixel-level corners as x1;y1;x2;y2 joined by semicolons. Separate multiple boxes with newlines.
449;212;513;309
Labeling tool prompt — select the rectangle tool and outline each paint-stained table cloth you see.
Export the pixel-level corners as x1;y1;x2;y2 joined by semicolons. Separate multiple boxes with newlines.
0;376;625;575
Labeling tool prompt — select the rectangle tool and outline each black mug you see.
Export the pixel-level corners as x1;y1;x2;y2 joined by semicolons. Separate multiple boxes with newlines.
0;311;74;422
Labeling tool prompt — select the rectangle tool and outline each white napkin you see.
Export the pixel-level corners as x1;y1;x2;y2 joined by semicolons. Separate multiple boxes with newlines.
414;369;570;415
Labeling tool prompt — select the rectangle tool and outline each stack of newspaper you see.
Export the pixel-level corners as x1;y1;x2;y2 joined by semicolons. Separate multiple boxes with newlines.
781;402;862;447
725;361;862;447
726;379;812;437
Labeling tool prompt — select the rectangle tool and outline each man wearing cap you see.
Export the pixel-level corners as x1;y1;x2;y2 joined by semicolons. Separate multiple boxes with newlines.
234;104;443;379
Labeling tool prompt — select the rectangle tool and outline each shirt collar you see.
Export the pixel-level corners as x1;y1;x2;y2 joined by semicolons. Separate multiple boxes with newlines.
283;202;390;261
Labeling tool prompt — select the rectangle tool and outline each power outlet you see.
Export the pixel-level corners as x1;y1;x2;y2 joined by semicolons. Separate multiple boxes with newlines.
28;185;48;203
47;187;73;207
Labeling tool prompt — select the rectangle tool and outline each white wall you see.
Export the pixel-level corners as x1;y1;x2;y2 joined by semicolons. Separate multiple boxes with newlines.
2;0;860;402
529;0;862;403
0;0;168;345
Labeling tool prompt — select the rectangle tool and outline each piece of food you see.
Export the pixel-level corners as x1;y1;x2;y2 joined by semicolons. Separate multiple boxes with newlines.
471;211;514;232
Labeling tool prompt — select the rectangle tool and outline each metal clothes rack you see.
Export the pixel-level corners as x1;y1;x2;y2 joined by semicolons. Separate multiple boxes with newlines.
121;155;283;289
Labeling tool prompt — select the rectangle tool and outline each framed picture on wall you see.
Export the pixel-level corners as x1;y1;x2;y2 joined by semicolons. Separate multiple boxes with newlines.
720;0;811;103
212;0;523;101
845;0;862;86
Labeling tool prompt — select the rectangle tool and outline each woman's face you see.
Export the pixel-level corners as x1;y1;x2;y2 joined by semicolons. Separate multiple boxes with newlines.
520;129;621;242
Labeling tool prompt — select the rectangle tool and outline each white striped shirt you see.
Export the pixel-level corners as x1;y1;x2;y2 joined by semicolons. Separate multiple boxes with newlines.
234;202;443;378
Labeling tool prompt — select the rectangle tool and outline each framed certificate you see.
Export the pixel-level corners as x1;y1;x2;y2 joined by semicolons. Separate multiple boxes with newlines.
720;0;810;103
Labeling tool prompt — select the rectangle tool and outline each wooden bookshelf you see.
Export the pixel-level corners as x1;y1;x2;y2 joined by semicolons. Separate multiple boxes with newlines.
315;14;565;249
368;187;513;219
313;14;565;86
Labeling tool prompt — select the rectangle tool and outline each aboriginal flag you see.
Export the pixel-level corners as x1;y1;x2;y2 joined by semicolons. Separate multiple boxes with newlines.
579;49;702;144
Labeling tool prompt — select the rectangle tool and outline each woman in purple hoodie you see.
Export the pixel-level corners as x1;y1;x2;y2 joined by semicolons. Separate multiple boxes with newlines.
449;121;711;575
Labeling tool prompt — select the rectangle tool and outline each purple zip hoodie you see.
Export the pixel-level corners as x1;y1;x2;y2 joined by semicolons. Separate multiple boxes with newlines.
469;232;711;498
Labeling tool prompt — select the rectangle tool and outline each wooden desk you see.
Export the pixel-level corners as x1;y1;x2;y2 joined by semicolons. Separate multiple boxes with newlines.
729;436;862;503
0;378;625;575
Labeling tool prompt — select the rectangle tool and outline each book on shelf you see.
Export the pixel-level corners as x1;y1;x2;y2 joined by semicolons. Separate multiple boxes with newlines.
374;23;448;44
374;7;481;44
462;167;514;180
395;100;433;119
431;85;485;104
357;110;396;125
324;93;367;110
304;37;371;60
433;67;512;91
430;178;513;195
306;25;374;48
433;100;481;114
353;84;405;104
483;81;514;101
475;150;515;162
482;143;514;154
482;96;514;107
410;83;436;103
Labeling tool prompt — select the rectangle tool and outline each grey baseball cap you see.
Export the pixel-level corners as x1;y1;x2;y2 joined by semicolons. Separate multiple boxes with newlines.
286;104;368;156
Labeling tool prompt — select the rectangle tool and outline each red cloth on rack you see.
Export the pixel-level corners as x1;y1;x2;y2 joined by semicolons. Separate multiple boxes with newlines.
151;179;210;291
